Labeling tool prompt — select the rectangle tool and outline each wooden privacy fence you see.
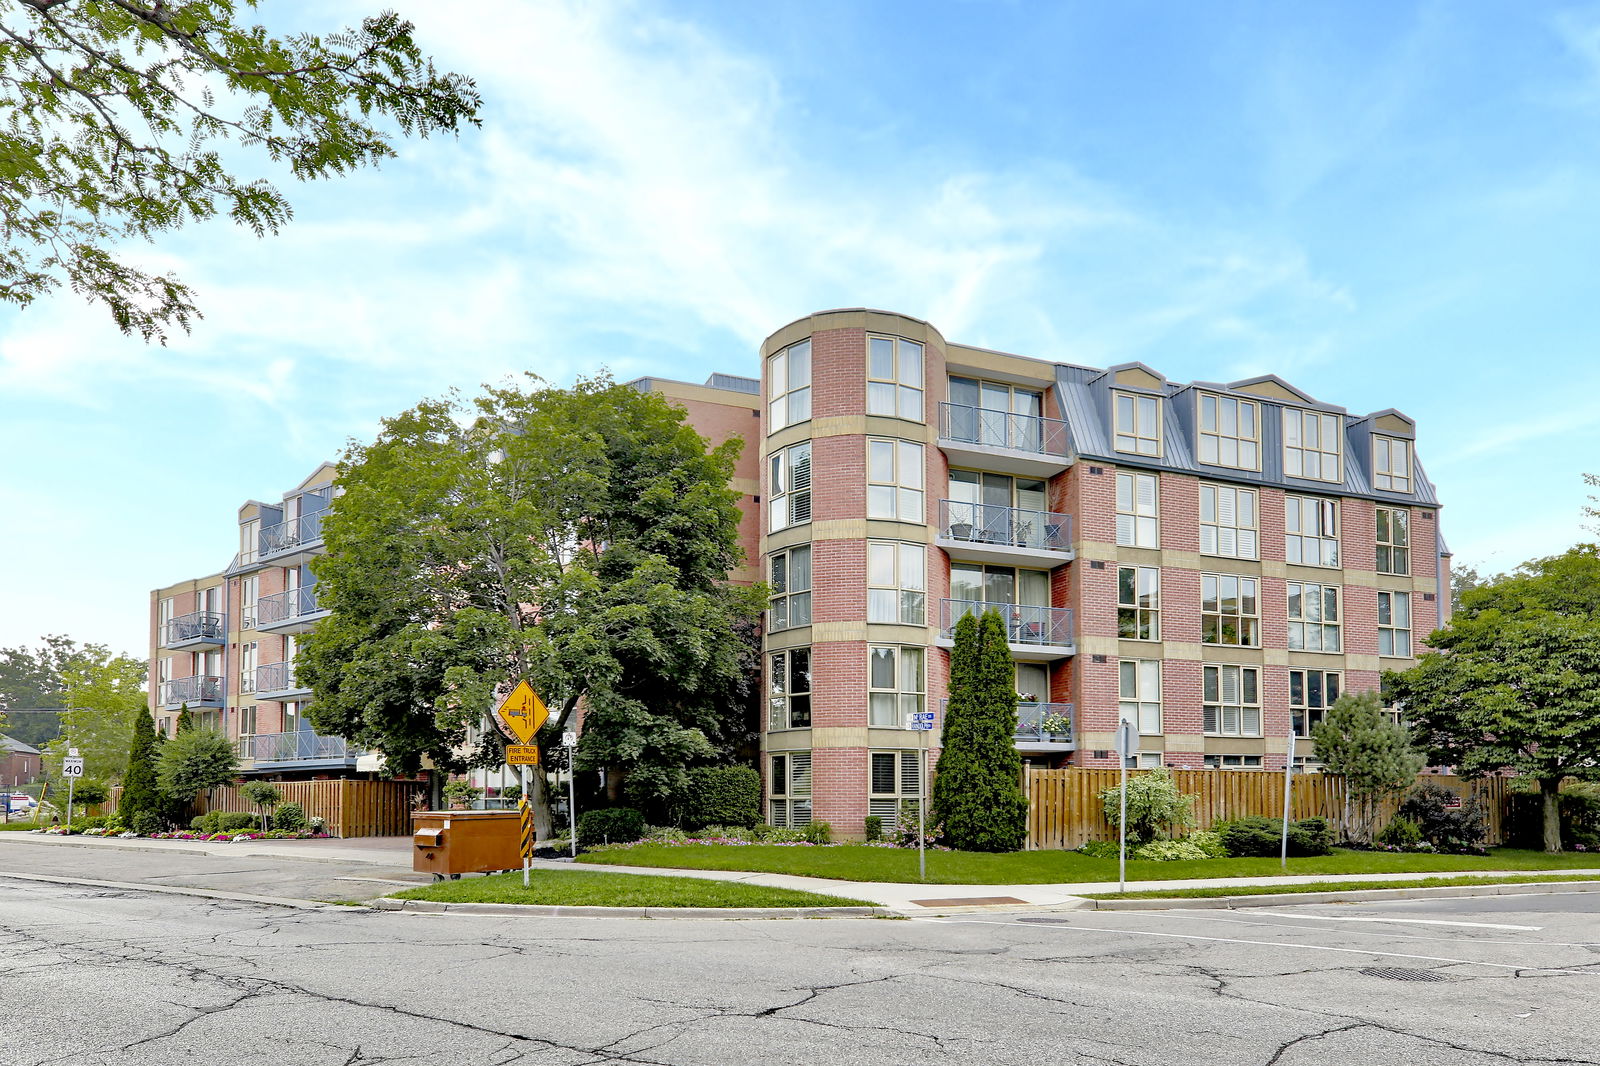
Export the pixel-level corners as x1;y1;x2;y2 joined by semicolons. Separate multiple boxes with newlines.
1023;768;1507;851
199;779;422;838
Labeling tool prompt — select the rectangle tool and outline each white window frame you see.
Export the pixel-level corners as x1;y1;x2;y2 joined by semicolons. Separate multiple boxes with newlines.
866;335;924;421
1113;391;1162;456
1378;590;1413;657
1201;573;1260;647
1117;565;1160;641
1118;659;1162;735
769;442;812;533
1285;495;1340;568
868;750;921;829
1198;393;1261;470
868;646;925;728
1199;483;1258;559
768;545;812;631
1290;668;1342;738
867;439;925;523
1116;471;1159;548
1287;582;1342;652
768;340;812;432
239;520;259;566
1376;508;1411;576
769;752;812;827
867;541;926;625
767;648;812;730
239;642;258;694
241;575;260;630
1373;435;1412;493
1203;663;1262;737
1284;408;1343;482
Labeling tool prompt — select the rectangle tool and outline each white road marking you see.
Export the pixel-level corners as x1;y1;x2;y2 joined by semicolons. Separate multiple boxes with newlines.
1251;911;1542;932
917;917;1600;976
1138;912;1600;949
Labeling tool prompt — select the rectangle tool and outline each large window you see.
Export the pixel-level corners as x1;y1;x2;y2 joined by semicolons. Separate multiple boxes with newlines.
950;563;1051;607
869;751;922;828
1116;471;1159;548
767;649;812;730
768;546;812;631
1114;392;1162;456
1202;574;1260;646
768;340;811;431
867;439;924;522
868;541;926;624
1198;393;1260;470
1119;659;1162;735
769;442;812;532
868;646;925;727
1200;483;1258;559
1290;669;1342;737
1285;496;1340;567
1204;664;1261;736
867;336;924;421
1373;436;1412;493
947;378;1045;451
769;752;812;827
1284;408;1343;482
947;470;1051;547
1378;591;1412;657
1376;508;1410;575
1287;582;1342;652
1117;566;1160;641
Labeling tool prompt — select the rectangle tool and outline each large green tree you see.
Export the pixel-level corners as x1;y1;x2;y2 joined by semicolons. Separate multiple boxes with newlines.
0;634;81;747
0;1;480;341
39;642;147;783
298;375;763;837
1311;690;1424;845
155;728;238;806
931;610;1029;852
1387;545;1600;852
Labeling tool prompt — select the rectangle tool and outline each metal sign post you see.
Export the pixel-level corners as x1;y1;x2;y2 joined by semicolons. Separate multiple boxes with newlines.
518;765;532;888
906;710;935;881
1281;731;1297;871
63;750;84;825
1115;721;1135;895
563;731;579;858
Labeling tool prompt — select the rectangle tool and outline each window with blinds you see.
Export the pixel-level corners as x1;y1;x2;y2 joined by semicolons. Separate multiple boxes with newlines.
1200;483;1258;559
1285;496;1340;567
868;750;922;828
769;442;812;532
1116;471;1158;548
769;751;813;827
1203;663;1261;736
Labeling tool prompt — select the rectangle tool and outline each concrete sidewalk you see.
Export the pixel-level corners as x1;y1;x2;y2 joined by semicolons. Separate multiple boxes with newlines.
7;832;1598;911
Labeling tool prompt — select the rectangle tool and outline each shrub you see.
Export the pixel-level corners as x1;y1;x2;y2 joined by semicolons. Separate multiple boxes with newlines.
1377;816;1424;848
1506;785;1600;850
578;807;645;844
70;779;111;808
155;729;239;801
1398;782;1488;854
1132;838;1209;862
863;815;883;843
1099;768;1197;844
1186;831;1229;858
801;820;832;844
240;781;282;829
500;785;522;804
131;810;164;835
752;823;809;843
442;780;482;807
273;802;307;832
1077;840;1120;859
680;765;761;830
216;812;257;832
190;815;209;832
894;799;939;848
1213;816;1333;858
1288;816;1334;857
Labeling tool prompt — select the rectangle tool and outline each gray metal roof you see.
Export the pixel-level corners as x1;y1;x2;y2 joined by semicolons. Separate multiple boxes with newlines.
0;735;41;756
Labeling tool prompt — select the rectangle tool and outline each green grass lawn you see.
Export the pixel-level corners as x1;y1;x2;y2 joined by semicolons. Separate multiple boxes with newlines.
0;820;47;831
1085;874;1600;900
388;868;875;908
575;844;1600;885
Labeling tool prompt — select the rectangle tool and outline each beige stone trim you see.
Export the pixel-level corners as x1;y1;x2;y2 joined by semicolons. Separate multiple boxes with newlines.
1116;639;1166;658
1187;553;1258;575
1286;651;1347;669
649;379;760;411
1343;569;1378;588
760;309;946;358
1200;645;1266;664
1161;549;1203;570
1164;736;1205;753
1205;737;1266;754
945;344;1057;386
1078;635;1120;656
764;628;813;652
1375;412;1414;436
1116;366;1164;390
730;477;759;495
1346;655;1383;671
1260;559;1287;578
1284;562;1345;581
1265;736;1292;754
1077;538;1119;559
1263;649;1289;666
1234;379;1306;403
807;622;873;643
1160;642;1205;660
762;730;812;751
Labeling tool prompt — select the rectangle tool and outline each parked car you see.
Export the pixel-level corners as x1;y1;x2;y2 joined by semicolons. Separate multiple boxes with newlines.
6;793;36;813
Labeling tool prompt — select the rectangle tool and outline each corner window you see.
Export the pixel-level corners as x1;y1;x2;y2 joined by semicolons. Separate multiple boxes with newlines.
1202;574;1260;646
1285;496;1340;567
768;442;812;533
768;649;812;730
768;340;811;431
868;646;925;728
868;541;926;625
768;546;812;631
1119;659;1161;734
1198;393;1260;470
1200;484;1258;559
1286;583;1341;652
769;752;812;827
1116;472;1159;548
1203;664;1261;736
1373;436;1412;493
1114;392;1162;456
1378;591;1412;657
867;439;924;522
1290;669;1341;737
1376;508;1410;575
867;336;924;421
1117;566;1160;641
1283;409;1343;482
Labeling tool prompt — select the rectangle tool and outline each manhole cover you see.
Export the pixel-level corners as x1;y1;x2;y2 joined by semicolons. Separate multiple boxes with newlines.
1360;967;1448;982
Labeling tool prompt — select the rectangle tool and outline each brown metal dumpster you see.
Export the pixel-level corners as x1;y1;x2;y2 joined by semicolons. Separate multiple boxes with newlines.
411;810;522;879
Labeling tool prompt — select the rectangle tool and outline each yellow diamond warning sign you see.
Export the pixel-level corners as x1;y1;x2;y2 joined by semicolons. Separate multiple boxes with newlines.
495;681;548;745
505;745;541;766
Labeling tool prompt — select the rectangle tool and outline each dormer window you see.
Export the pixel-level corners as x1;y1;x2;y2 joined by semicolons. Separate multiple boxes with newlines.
1114;392;1162;456
1283;408;1342;482
1198;393;1259;470
1373;436;1412;493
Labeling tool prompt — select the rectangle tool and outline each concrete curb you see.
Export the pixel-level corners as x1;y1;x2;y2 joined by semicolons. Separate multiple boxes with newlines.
0;831;403;866
0;871;368;912
371;898;891;920
1091;879;1600;910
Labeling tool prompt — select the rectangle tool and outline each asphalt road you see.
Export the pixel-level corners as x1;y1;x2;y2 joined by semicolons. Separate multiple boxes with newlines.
2;871;1596;1065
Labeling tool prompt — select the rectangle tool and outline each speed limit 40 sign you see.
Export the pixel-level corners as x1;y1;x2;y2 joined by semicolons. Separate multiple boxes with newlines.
62;757;85;777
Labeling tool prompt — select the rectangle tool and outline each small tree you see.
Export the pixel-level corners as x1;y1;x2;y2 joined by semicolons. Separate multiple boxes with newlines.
1312;691;1424;844
119;709;162;829
156;730;239;817
174;706;195;734
239;781;282;832
1099;768;1196;844
69;779;110;812
931;610;1029;852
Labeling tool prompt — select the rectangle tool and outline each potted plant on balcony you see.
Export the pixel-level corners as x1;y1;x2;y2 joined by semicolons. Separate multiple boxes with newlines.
1039;711;1072;738
442;780;482;810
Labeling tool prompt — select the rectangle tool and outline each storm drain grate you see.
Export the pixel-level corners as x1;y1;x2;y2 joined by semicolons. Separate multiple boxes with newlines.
1360;967;1449;982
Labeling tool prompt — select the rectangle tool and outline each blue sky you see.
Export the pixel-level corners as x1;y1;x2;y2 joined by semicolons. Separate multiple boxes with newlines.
2;0;1598;657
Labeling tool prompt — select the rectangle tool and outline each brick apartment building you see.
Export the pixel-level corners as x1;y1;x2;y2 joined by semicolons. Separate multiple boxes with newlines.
148;308;1445;837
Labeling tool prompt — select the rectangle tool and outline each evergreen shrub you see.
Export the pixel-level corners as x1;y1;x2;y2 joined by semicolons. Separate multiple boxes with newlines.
680;766;760;830
273;802;307;832
1398;782;1488;853
578;807;645;844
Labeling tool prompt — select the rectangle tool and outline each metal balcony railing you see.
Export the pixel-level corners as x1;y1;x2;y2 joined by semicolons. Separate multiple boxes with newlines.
162;611;226;646
259;507;329;559
938;499;1073;552
938;401;1069;456
940;599;1075;648
243;729;363;763
256;586;323;626
160;675;224;706
254;660;303;694
1014;702;1076;743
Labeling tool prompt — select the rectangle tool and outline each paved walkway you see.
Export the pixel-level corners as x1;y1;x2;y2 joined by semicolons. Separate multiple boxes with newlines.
6;832;1597;910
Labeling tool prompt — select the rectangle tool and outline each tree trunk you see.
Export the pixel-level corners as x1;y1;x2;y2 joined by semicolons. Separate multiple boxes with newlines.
1541;777;1563;854
528;760;554;840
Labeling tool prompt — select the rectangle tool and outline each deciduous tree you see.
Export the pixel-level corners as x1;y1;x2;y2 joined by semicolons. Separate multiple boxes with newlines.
39;642;147;783
155;728;238;806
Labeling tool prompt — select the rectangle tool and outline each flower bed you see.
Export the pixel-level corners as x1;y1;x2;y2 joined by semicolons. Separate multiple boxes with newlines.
30;827;329;841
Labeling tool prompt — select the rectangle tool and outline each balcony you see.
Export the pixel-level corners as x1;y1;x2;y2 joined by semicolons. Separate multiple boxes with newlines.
258;507;330;565
936;599;1076;661
162;611;226;650
937;402;1072;478
256;586;328;634
159;675;224;709
939;699;1075;752
242;729;365;769
254;660;310;701
936;499;1074;568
